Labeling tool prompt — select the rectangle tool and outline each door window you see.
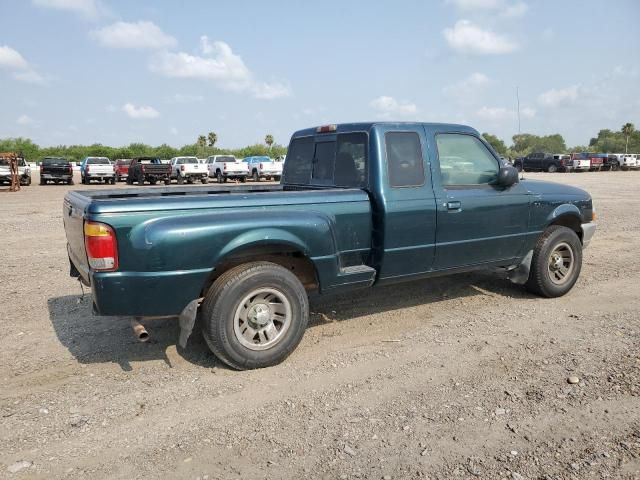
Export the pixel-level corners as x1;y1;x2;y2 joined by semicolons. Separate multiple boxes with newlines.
436;134;499;186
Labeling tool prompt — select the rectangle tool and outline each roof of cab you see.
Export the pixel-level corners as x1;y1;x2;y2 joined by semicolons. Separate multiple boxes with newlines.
290;122;478;139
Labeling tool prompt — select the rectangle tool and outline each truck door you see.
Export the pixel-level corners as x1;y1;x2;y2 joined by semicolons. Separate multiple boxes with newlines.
427;129;530;270
375;125;437;279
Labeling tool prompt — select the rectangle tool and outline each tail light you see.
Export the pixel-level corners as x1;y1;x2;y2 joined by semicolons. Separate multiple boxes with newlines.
67;165;72;173
85;166;90;174
180;165;185;171
223;163;227;170
84;221;118;271
259;163;263;169
141;165;146;172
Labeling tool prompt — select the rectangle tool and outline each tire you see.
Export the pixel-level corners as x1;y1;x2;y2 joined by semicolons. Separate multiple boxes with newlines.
239;176;246;183
40;180;46;186
223;177;228;183
177;175;184;185
150;179;157;185
547;164;558;173
525;225;582;298
201;262;309;370
138;176;145;186
126;176;133;185
110;178;115;185
274;176;281;182
164;179;171;185
252;170;259;182
201;177;208;184
217;171;223;183
611;162;619;172
68;178;74;185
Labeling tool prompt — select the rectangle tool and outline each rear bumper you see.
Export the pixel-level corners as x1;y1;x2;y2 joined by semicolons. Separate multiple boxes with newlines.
581;222;596;248
90;268;211;316
42;173;72;180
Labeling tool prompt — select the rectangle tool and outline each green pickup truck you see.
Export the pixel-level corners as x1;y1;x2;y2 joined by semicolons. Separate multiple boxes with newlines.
63;122;596;369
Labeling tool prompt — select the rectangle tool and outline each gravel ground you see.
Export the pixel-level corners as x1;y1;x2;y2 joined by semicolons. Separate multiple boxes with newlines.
0;172;639;480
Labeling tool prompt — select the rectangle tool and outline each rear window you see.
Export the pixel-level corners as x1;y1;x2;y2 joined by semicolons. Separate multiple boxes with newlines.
385;132;424;187
283;133;367;188
182;157;198;164
87;158;110;165
215;156;236;163
139;158;161;164
42;158;68;166
116;159;131;165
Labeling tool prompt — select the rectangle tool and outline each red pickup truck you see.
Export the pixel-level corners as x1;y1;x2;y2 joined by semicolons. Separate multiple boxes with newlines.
114;159;131;182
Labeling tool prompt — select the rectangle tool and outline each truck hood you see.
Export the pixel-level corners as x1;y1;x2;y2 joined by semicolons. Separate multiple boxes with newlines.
519;179;590;200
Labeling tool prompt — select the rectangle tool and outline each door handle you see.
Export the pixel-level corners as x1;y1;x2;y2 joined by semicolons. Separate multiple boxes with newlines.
447;201;461;211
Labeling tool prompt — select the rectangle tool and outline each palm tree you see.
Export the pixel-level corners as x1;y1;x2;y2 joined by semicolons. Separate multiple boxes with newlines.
265;134;274;151
207;132;217;148
197;135;207;148
622;123;635;154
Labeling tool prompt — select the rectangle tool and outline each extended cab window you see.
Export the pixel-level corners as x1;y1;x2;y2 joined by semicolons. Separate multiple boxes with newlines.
284;133;367;187
436;134;499;186
386;132;424;187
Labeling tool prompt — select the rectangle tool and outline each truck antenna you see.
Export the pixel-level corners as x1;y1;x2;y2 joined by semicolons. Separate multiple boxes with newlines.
516;86;521;135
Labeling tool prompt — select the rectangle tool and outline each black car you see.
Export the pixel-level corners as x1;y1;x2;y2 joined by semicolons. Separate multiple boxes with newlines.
127;157;172;185
514;152;570;173
40;157;74;185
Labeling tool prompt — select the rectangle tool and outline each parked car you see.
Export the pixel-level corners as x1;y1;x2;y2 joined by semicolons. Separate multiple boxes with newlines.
244;156;283;181
621;153;639;170
206;155;249;183
514;152;568;172
39;157;73;185
0;156;32;185
63;121;596;370
80;157;115;184
127;157;172;185
569;153;591;172
114;159;131;182
169;156;208;184
552;154;572;171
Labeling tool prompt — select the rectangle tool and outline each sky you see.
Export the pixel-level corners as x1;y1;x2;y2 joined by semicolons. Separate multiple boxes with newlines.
1;0;639;149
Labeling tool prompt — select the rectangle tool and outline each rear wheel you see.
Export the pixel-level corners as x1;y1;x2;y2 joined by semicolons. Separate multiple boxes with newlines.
611;162;619;171
201;177;208;184
217;171;223;183
138;176;145;186
525;226;582;298
252;170;259;182
201;262;309;370
67;178;74;185
239;176;246;183
547;164;558;173
177;175;184;185
150;179;157;185
164;178;171;185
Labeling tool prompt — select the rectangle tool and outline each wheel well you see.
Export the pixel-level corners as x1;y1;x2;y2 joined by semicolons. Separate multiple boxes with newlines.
202;245;319;296
549;215;582;240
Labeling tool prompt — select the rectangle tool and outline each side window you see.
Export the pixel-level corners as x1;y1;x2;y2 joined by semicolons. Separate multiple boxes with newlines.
312;141;335;182
436;134;499;186
385;132;424;187
335;133;367;187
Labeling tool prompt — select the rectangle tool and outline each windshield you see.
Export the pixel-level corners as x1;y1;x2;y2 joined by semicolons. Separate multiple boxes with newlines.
87;158;110;165
42;158;68;166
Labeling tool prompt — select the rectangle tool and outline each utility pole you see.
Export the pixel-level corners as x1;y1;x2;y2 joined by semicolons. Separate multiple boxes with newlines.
516;86;521;135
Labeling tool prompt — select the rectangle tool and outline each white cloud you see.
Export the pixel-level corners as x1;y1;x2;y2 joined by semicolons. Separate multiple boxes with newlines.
91;21;176;49
32;0;106;19
444;20;518;55
521;106;536;118
149;37;291;100
370;96;418;118
443;72;490;103
0;45;29;69
447;0;528;17
537;85;580;108
122;103;160;119
476;106;514;120
17;114;34;125
167;93;205;104
0;45;46;85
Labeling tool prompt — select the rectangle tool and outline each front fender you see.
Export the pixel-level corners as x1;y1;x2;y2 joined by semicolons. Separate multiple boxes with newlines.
546;203;583;224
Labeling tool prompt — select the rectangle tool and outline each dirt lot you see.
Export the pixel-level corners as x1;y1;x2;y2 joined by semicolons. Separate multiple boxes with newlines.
0;171;639;480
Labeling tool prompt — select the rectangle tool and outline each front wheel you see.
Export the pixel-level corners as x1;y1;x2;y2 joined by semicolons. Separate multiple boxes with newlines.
202;177;208;184
525;225;582;298
177;175;184;184
164;178;171;185
201;262;309;370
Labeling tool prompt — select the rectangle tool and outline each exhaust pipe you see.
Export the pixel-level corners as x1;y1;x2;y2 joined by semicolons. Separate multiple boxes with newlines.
131;318;149;342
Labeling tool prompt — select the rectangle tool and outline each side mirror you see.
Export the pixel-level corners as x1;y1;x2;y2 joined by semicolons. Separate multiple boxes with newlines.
496;165;519;187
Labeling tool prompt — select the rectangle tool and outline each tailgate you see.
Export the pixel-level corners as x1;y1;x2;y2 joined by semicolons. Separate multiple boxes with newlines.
63;193;90;284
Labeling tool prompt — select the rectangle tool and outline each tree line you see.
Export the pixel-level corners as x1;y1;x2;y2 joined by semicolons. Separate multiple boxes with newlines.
1;124;637;163
0;132;286;163
482;123;637;159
